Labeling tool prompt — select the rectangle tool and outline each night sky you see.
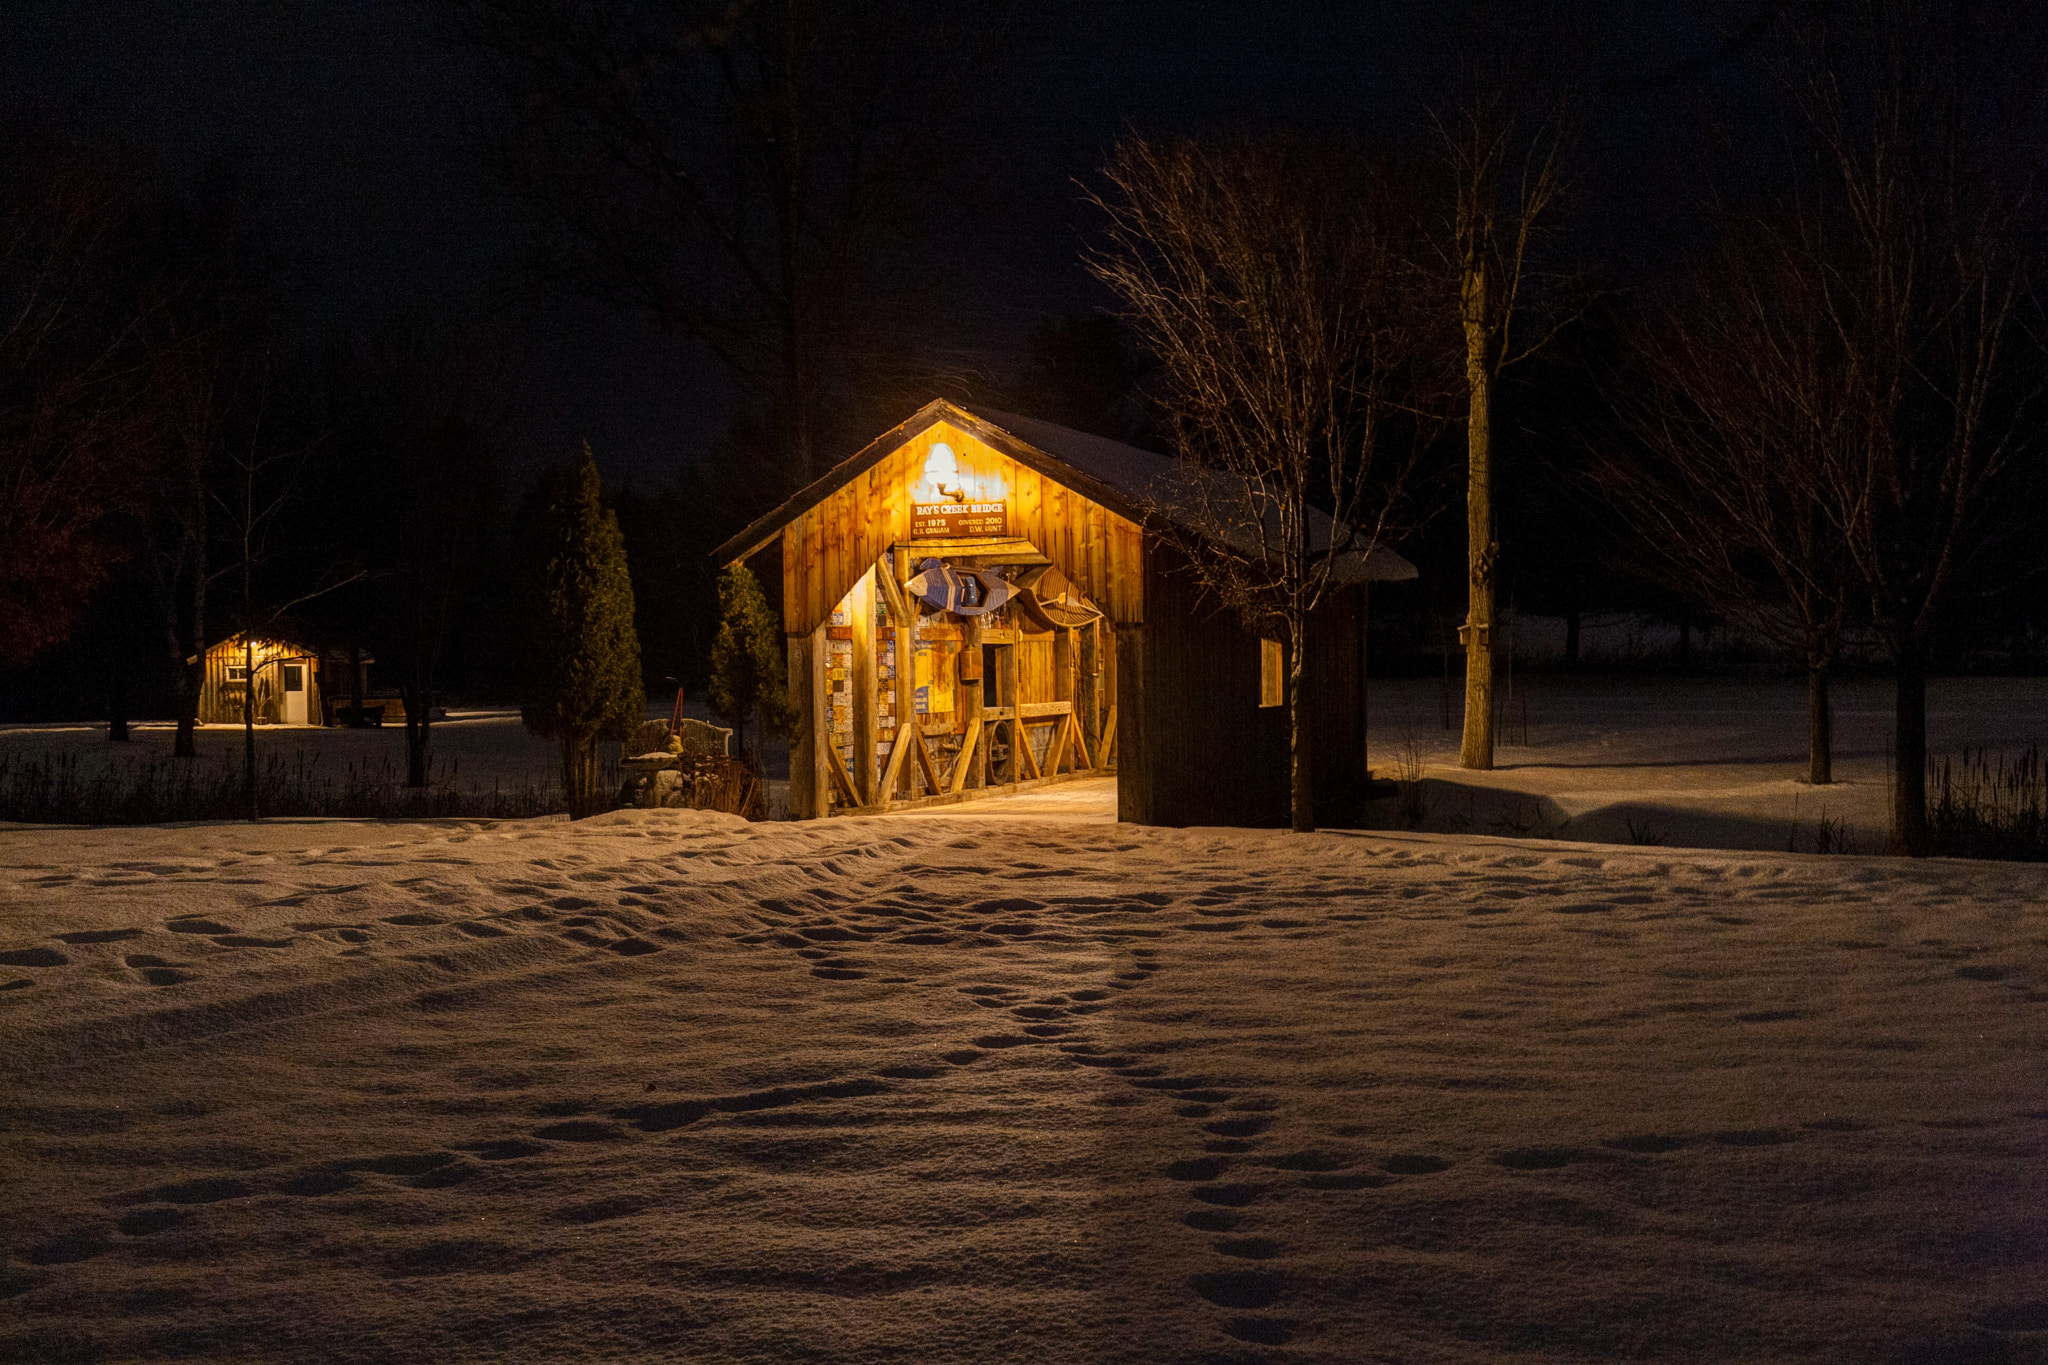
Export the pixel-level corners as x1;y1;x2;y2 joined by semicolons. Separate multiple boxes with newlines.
1;0;1727;486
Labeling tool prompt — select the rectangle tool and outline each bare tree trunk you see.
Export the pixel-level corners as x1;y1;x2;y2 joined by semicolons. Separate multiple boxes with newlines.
172;501;206;759
173;659;201;757
1460;262;1496;771
1287;620;1314;833
242;634;257;821
1806;658;1833;786
560;734;583;818
1357;586;1370;782
1889;645;1929;855
404;681;431;789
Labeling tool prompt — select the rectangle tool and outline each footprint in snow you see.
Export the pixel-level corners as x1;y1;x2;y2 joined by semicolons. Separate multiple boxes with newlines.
1189;1268;1290;1311
1496;1146;1581;1170
121;1176;250;1205
26;1228;111;1265
1603;1133;1689;1154
118;1207;196;1236
1380;1153;1453;1175
124;954;191;986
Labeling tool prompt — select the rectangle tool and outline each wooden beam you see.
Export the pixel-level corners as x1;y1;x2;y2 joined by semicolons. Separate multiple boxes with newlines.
1077;619;1100;767
961;616;985;790
1016;718;1043;780
849;566;877;806
894;537;1048;563
950;715;983;794
1000;642;1020;789
875;552;917;801
827;743;861;809
1055;625;1075;709
1102;702;1119;768
789;625;831;819
1069;711;1095;771
1015;700;1072;719
877;713;914;810
874;551;911;620
1045;712;1073;775
913;725;942;795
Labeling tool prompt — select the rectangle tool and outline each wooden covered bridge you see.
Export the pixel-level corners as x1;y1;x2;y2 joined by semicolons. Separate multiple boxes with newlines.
714;400;1415;826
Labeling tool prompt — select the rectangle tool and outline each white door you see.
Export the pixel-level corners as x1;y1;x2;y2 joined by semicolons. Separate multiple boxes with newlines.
281;662;308;725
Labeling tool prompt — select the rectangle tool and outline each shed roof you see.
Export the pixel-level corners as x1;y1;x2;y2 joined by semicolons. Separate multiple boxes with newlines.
714;399;1417;582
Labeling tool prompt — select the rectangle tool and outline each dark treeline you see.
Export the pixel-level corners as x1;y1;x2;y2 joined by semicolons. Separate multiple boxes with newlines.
3;0;2045;849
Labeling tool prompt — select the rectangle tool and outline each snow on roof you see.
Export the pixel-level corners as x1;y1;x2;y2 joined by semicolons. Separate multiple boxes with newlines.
714;399;1418;583
971;406;1418;585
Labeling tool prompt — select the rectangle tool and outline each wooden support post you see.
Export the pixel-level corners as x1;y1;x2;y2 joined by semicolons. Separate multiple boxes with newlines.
950;715;983;794
1053;627;1077;777
1068;710;1094;771
1001;647;1020;789
1046;713;1073;775
877;715;915;809
913;726;942;795
827;746;862;809
877;554;917;800
962;616;985;790
1359;582;1371;781
1016;719;1043;780
788;626;830;819
849;566;877;806
1078;620;1101;766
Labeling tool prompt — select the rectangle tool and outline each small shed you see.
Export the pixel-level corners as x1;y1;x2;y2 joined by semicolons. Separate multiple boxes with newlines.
714;400;1416;826
196;635;331;726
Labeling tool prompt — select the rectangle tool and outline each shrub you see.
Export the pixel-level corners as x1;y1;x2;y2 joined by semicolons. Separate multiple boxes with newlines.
1926;744;2046;861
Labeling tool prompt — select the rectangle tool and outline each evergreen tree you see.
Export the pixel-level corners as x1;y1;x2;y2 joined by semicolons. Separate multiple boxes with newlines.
519;444;644;815
706;562;793;759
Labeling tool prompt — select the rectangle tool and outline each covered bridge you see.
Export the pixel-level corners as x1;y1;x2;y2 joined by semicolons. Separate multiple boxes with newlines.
714;400;1416;826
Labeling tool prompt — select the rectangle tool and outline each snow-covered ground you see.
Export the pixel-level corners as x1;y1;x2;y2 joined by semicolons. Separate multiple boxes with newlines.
9;675;2041;846
1364;674;2048;853
3;803;2044;1362
0;708;611;797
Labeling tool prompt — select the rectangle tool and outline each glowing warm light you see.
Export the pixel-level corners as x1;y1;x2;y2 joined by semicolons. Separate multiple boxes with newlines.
923;442;960;498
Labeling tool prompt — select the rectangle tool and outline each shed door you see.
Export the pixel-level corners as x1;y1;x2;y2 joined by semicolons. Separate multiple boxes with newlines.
281;663;307;725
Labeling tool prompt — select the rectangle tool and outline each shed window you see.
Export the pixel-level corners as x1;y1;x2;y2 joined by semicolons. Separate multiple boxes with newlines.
1259;639;1284;708
226;664;249;682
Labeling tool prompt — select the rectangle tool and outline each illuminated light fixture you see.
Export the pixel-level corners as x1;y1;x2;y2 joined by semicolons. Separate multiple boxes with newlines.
923;441;961;500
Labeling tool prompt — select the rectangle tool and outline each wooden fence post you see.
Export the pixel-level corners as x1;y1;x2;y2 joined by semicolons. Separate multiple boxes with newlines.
849;566;878;806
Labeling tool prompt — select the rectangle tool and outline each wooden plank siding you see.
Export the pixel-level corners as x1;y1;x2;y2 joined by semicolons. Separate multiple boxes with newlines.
1118;543;1367;827
197;638;326;726
778;421;1145;639
742;402;1408;827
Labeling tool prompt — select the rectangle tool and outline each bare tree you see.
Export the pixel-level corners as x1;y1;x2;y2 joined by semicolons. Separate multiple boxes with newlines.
325;329;501;789
214;374;363;821
144;326;235;758
1598;217;1866;785
1425;20;1575;773
1764;1;2046;852
1088;134;1439;832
